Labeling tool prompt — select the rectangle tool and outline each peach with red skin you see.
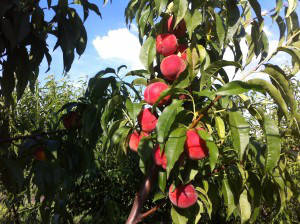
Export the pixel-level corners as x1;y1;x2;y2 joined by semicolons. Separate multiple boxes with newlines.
138;108;158;133
144;82;171;106
169;184;198;208
167;15;187;38
156;34;178;57
34;147;46;161
185;128;209;160
129;131;149;152
153;145;167;169
160;55;186;81
63;111;81;129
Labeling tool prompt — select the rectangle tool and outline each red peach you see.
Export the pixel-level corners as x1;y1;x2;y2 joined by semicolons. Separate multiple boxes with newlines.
144;82;171;106
34;147;46;161
153;145;167;169
138;108;158;133
129;131;140;152
63;111;81;129
160;55;186;81
167;15;187;38
177;44;188;60
169;184;198;208
156;34;178;57
185;128;209;160
129;131;149;152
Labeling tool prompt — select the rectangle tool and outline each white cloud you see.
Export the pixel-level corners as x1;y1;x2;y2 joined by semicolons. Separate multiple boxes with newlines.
93;28;143;70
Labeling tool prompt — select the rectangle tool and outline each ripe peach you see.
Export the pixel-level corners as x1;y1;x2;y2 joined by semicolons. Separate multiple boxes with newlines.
167;15;187;38
138;108;158;133
169;184;198;208
34;147;46;161
129;131;149;152
185;128;208;160
63;111;81;129
156;34;178;57
160;55;186;81
144;82;171;106
153;145;167;169
177;44;188;60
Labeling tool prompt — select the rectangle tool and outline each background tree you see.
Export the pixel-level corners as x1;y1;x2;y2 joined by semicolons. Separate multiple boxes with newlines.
0;0;299;224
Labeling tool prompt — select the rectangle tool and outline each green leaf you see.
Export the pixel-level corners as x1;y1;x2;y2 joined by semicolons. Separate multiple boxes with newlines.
249;0;263;23
125;69;150;79
216;80;263;96
229;112;250;161
200;60;241;90
215;116;225;141
222;177;236;218
185;10;202;39
132;78;147;86
247;79;289;119
139;36;156;70
165;127;187;177
226;0;241;41
157;100;183;146
263;116;281;172
158;171;167;192
171;207;188;224
198;130;219;171
154;0;168;15
239;189;251;224
275;16;286;47
286;0;298;18
125;99;143;124
173;0;188;27
215;12;225;48
138;137;154;174
263;64;297;113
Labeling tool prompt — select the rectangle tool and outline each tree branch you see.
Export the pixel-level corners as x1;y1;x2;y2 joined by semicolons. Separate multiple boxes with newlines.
125;164;158;224
189;95;222;129
0;130;67;144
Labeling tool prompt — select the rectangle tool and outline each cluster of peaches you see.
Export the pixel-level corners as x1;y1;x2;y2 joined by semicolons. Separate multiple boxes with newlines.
128;16;209;209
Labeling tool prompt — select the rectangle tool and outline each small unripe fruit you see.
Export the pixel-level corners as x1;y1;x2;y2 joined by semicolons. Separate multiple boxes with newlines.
144;82;171;106
167;15;187;38
34;147;46;161
185;128;208;160
63;111;81;129
138;108;158;133
160;55;186;81
156;34;178;56
153;145;167;169
177;44;188;60
129;131;149;152
169;184;198;208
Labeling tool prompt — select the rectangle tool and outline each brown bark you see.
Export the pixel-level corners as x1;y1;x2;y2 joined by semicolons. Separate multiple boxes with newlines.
125;164;158;224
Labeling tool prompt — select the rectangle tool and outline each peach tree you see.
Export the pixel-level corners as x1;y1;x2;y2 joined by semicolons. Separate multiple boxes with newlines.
120;0;300;223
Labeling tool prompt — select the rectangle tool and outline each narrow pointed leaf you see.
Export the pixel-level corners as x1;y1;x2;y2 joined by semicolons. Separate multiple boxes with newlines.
229;112;250;161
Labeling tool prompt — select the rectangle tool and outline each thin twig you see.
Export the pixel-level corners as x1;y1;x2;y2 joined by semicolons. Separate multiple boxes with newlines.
189;95;222;129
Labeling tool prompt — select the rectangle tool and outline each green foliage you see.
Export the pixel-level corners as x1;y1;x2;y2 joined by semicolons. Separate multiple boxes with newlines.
0;0;106;105
0;0;299;223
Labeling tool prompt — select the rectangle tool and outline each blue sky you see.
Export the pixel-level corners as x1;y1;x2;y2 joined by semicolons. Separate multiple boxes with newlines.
38;0;299;83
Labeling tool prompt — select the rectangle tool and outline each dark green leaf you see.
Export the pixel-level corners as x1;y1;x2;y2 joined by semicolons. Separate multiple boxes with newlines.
157;100;183;146
165;127;187;177
198;130;219;171
216;81;263;96
239;189;251;224
263;116;281;172
139;36;156;70
229;111;250;161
